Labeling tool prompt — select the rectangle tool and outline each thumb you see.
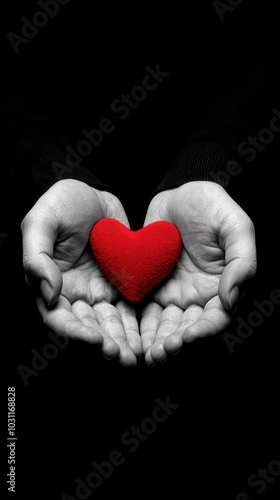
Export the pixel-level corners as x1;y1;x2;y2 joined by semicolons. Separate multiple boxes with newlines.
219;217;257;311
21;210;62;306
102;192;130;228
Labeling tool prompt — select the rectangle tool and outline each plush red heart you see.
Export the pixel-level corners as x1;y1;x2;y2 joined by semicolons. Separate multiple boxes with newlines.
89;218;182;302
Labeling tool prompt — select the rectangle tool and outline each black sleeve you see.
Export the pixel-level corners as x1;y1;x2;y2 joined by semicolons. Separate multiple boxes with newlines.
152;32;280;195
0;57;112;227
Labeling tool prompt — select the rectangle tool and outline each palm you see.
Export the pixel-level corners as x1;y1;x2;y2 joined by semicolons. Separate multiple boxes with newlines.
57;246;117;305
140;181;256;365
153;233;223;310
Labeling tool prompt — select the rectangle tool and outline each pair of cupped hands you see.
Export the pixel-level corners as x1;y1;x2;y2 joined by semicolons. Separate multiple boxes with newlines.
21;179;257;367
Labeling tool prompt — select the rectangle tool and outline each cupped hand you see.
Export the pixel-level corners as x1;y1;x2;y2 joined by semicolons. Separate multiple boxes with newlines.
21;179;142;367
140;181;257;366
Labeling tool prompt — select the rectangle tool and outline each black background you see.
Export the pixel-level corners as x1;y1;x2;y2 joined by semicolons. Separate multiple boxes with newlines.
1;1;280;499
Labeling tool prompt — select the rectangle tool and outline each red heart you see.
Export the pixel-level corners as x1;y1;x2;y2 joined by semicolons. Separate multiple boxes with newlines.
89;218;182;302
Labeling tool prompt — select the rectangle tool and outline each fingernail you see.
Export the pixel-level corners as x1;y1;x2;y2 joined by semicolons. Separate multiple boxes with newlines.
40;279;53;306
229;286;239;311
103;355;114;361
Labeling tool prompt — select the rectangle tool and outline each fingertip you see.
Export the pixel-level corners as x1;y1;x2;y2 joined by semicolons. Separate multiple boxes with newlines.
145;348;155;367
141;337;153;355
119;351;138;368
40;276;62;306
130;342;143;358
40;279;54;305
182;326;197;343
228;285;240;311
149;342;168;364
25;253;62;306
125;332;143;357
220;284;239;312
164;334;183;354
102;337;120;359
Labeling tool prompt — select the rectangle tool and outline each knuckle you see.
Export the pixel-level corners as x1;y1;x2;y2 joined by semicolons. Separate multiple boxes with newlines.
22;255;33;274
20;211;36;234
247;259;257;279
245;216;256;236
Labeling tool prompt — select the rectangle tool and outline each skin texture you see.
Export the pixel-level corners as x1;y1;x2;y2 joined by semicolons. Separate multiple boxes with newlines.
21;179;257;367
140;181;257;365
21;179;142;368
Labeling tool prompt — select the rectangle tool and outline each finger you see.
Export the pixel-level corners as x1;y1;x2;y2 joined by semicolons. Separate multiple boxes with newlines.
103;192;130;228
72;300;120;358
143;191;172;226
116;301;142;357
21;209;62;306
146;305;183;365
181;296;231;343
93;302;137;368
36;296;103;343
140;302;163;354
164;304;203;354
219;216;257;311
